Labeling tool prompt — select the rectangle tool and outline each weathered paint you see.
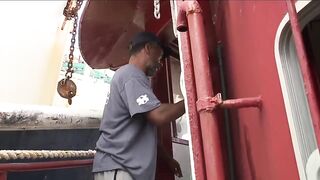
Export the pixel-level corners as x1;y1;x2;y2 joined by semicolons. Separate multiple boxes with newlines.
286;0;320;147
213;1;299;179
179;29;207;180
196;94;262;112
0;159;92;172
0;103;100;130
79;0;142;69
144;0;172;36
0;172;6;180
177;1;226;179
79;0;172;69
0;159;92;180
177;4;206;178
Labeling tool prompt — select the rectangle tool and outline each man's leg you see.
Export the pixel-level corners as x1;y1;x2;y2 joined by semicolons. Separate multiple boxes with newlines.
94;170;133;180
94;170;115;180
116;170;133;180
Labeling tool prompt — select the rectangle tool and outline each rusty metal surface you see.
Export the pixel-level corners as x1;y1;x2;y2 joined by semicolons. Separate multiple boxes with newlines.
79;0;143;69
179;33;206;180
144;0;172;36
79;0;173;69
0;172;6;180
213;1;300;179
177;1;226;179
0;159;93;172
196;93;262;112
0;159;93;180
286;0;320;147
0;103;101;130
176;1;206;178
187;13;226;180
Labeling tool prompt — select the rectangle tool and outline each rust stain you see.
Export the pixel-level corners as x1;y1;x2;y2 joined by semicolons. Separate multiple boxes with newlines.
0;109;100;129
0;111;40;125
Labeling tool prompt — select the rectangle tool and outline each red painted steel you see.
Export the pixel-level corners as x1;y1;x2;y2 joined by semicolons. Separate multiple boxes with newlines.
0;159;93;172
144;0;172;36
176;1;206;178
286;0;320;146
196;94;262;112
79;0;142;69
179;31;207;180
221;96;262;109
0;172;7;180
177;1;226;180
79;0;173;69
152;59;175;180
0;159;93;180
213;1;299;179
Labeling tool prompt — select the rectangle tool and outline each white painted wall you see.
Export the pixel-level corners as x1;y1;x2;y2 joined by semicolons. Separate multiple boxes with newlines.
0;1;71;105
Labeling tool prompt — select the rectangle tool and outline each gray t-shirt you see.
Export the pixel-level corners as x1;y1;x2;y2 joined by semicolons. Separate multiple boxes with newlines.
92;64;161;180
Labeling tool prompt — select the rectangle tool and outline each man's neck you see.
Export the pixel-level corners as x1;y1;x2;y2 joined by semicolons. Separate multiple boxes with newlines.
129;56;147;74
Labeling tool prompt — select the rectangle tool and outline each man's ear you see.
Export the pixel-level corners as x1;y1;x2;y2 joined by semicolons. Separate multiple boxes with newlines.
144;43;152;55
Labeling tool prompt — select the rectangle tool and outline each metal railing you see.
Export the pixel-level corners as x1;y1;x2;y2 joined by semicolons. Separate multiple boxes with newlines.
0;159;93;180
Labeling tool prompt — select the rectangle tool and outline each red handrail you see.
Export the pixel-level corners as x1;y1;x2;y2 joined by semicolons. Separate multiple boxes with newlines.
177;1;226;180
0;159;93;180
286;0;320;146
176;1;207;179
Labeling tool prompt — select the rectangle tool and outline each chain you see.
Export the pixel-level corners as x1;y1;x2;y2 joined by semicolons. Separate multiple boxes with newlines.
63;0;73;21
154;0;160;19
64;0;83;80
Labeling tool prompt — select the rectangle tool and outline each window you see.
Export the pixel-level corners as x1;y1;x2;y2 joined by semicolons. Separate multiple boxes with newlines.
275;1;320;179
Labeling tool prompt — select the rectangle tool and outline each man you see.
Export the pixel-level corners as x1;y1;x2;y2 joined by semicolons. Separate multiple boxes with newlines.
93;32;185;180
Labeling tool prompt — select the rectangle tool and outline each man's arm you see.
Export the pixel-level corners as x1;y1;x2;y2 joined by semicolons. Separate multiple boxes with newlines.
146;100;185;126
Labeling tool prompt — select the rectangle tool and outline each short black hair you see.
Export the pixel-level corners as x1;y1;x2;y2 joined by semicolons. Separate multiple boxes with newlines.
128;32;163;56
129;42;146;56
129;42;161;57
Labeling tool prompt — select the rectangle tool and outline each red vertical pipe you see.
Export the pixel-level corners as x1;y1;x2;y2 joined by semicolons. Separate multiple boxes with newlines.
178;1;226;180
177;2;206;177
0;172;7;180
180;33;207;180
286;0;320;146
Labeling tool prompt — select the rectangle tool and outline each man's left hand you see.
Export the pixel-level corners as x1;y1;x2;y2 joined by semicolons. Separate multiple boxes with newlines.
167;158;183;178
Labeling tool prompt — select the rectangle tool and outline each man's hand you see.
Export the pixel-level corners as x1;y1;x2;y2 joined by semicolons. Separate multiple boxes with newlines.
157;144;183;177
167;158;183;178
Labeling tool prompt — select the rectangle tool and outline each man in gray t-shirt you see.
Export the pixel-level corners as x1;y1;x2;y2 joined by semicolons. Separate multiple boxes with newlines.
92;32;185;180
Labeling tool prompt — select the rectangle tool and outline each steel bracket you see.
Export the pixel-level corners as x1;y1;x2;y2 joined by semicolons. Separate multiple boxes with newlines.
196;93;262;112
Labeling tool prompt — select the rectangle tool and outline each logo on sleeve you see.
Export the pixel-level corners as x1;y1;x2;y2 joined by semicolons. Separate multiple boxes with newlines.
136;94;149;106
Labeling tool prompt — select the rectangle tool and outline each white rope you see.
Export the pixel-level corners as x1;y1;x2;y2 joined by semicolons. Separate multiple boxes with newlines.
0;150;96;160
